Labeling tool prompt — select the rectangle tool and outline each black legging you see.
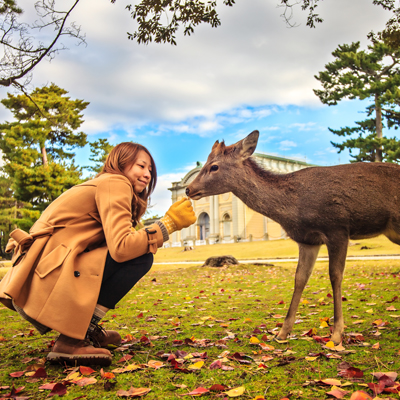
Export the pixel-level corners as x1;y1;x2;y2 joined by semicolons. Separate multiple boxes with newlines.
97;252;153;309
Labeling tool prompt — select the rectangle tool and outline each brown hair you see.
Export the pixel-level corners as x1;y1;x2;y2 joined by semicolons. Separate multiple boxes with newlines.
97;142;157;226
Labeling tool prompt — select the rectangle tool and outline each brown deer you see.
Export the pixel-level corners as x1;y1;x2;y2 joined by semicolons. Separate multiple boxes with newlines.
186;130;400;344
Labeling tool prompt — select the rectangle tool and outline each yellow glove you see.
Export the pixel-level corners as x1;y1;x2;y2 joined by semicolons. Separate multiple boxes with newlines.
160;198;197;234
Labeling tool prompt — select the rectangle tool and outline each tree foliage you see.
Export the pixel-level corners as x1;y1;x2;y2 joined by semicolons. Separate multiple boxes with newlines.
314;35;400;163
0;84;88;210
87;138;114;175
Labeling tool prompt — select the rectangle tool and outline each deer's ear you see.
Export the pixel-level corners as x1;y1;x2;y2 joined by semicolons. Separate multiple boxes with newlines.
237;130;259;159
211;140;220;151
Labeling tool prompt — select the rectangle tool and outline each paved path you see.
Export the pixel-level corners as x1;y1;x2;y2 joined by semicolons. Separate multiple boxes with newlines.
154;254;400;265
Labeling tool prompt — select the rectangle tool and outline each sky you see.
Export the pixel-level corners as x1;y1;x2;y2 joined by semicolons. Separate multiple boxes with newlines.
0;0;396;216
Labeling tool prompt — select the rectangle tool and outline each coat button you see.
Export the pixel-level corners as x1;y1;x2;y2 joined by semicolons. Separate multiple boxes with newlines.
74;271;80;277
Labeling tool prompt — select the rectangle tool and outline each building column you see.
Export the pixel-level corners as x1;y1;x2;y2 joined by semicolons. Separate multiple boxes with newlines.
209;196;215;234
213;195;219;237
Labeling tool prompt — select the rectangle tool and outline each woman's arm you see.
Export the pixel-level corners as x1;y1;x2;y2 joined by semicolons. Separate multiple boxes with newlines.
96;174;164;262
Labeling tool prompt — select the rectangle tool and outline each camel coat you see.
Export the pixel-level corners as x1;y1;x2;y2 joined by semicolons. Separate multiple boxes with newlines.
0;173;164;339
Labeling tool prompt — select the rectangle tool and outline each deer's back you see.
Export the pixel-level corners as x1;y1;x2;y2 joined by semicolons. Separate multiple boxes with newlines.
279;162;400;242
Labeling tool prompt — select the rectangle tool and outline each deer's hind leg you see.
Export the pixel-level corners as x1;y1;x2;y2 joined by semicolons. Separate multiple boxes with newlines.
276;243;320;341
326;237;348;344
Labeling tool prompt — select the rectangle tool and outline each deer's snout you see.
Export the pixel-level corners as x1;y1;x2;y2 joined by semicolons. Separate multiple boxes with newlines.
185;187;190;196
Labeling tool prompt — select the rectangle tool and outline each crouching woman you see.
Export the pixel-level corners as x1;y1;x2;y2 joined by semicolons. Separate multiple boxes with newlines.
0;142;197;366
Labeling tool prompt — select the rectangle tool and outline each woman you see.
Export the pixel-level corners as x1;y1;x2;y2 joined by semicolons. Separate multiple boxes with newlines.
0;142;197;366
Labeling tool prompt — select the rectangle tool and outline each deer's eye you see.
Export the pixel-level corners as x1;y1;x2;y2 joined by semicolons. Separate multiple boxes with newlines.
210;165;219;172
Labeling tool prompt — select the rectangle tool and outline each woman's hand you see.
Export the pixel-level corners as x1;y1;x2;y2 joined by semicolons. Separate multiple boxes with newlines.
160;198;197;234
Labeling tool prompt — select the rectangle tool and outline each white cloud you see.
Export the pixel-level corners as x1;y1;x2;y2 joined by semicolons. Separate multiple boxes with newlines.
279;140;297;150
5;0;390;136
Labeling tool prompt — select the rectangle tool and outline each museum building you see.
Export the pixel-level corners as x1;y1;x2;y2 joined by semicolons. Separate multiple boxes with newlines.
166;153;314;247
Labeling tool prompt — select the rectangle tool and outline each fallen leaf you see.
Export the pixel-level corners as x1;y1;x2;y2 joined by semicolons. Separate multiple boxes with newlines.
188;361;204;370
349;390;373;400
75;377;97;387
326;386;349;398
117;387;151;397
184;387;209;396
224;386;246;397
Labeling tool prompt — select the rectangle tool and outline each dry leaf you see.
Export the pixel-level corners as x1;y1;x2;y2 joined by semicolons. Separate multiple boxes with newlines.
224;386;245;397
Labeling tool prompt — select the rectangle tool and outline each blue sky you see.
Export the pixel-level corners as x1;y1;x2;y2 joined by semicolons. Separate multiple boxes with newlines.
0;0;397;215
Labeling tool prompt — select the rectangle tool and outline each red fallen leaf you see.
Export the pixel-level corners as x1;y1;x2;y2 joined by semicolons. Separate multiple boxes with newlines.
372;372;398;382
118;355;133;363
172;340;183;346
209;360;222;370
367;382;385;395
253;328;262;334
9;371;25;378
387;295;398;303
209;384;227;391
184;338;194;345
2;385;25;397
49;382;67;397
327;293;332;297
277;300;284;304
338;367;363;378
79;366;96;375
313;336;330;344
39;383;58;390
301;329;316;337
184;387;209;396
349;390;373;400
75;377;97;387
326;387;349;398
378;374;396;387
100;368;116;380
382;384;400;394
137;312;143;318
32;367;47;378
139;336;151;345
175;350;188;358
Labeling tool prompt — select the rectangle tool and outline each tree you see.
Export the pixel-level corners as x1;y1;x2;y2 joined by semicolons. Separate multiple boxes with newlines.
0;83;89;210
0;0;84;90
86;138;114;175
0;174;39;258
314;35;400;163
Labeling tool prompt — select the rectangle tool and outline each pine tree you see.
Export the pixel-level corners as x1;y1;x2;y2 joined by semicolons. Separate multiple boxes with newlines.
314;35;400;163
0;84;89;211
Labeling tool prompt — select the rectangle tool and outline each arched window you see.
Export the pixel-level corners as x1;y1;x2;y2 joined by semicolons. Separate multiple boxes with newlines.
198;212;210;240
222;213;231;239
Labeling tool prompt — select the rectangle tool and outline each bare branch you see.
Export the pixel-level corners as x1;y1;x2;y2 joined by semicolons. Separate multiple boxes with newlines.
0;0;85;88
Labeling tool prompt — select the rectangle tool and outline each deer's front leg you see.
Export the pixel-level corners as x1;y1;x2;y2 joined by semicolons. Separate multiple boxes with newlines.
276;243;320;340
327;239;348;344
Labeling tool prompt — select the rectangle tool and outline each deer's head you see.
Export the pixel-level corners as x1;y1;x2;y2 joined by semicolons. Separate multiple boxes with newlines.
186;130;259;200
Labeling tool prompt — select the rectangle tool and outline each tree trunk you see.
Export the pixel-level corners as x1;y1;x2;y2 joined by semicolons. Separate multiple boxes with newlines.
375;94;383;162
41;146;48;166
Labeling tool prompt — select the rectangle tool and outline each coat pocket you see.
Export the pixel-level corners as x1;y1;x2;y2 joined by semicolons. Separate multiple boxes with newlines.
35;244;71;279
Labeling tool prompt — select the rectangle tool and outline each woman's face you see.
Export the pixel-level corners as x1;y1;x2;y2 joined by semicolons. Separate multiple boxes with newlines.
123;150;152;194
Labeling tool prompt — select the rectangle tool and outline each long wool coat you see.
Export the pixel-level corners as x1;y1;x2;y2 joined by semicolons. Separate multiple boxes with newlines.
0;173;164;339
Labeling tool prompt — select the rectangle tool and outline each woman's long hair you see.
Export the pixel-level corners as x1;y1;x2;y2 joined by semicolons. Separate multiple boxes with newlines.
97;142;157;227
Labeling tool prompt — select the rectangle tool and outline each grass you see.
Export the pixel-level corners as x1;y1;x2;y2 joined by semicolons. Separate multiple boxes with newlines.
0;237;400;399
153;235;400;264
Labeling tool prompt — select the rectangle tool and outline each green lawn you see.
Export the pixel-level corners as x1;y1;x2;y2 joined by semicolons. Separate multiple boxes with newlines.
153;235;400;265
0;248;399;399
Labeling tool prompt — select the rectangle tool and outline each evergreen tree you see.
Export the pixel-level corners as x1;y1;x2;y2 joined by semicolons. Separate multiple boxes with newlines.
0;174;39;258
314;34;400;162
0;84;89;211
87;138;114;175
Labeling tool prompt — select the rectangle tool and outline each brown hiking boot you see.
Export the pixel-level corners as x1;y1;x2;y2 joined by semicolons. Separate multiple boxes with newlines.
87;324;122;348
47;334;112;366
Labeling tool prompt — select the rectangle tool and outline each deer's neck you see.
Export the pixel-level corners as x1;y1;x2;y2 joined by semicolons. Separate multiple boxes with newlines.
230;159;291;223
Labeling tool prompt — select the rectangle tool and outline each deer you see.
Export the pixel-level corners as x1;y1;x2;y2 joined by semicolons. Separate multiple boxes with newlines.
185;130;400;344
